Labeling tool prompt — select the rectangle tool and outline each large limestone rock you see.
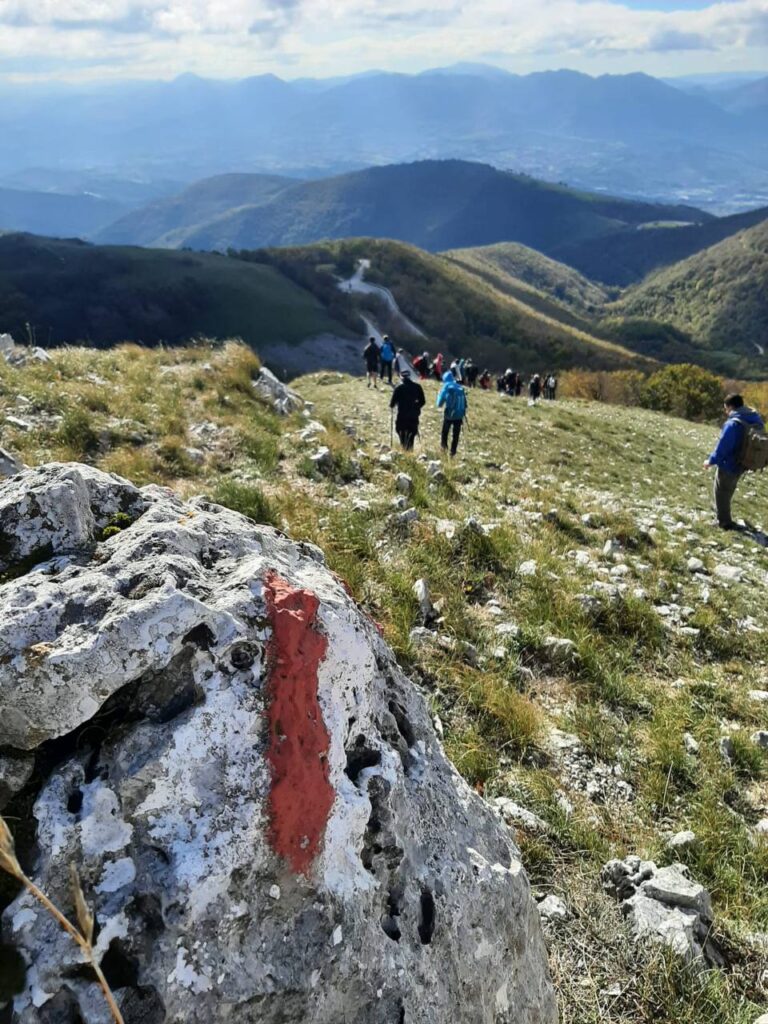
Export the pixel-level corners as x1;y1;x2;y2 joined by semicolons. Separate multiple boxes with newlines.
0;463;556;1024
253;366;304;415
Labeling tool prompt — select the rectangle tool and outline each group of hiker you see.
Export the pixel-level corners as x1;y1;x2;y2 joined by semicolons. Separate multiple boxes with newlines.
364;337;767;531
497;370;558;402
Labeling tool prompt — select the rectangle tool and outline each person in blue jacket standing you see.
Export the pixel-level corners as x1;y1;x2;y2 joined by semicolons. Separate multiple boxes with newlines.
437;370;467;457
704;393;764;529
379;336;395;385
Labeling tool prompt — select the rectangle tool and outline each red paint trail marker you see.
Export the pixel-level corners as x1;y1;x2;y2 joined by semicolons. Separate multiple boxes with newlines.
264;572;335;875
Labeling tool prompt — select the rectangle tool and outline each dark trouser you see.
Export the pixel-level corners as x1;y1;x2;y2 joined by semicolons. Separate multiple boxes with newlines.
396;420;419;451
441;418;462;456
380;360;393;384
714;467;743;526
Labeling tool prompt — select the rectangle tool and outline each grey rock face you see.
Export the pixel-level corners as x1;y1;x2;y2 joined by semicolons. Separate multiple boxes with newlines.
0;463;556;1024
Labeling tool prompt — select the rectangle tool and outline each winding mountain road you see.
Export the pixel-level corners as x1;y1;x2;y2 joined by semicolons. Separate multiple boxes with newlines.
339;259;427;341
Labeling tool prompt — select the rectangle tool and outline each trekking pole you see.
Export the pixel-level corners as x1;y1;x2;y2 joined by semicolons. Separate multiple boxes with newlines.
390;407;394;449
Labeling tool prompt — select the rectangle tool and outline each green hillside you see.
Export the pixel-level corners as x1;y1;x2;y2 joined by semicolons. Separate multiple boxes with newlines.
97;173;297;248
612;219;768;367
442;242;613;340
0;233;352;351
243;238;652;371
552;205;768;286
121;161;708;255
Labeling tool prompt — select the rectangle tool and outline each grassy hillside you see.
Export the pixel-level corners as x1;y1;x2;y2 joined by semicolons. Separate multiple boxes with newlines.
1;342;766;1023
0;233;352;351
97;172;298;247
613;219;768;364
153;161;708;254
442;241;613;340
243;238;652;372
552;205;768;286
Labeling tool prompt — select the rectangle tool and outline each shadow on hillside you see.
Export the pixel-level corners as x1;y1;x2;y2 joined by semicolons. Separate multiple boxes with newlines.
740;522;768;548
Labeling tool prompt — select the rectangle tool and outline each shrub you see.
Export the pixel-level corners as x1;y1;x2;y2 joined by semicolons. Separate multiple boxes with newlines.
641;364;724;422
56;408;99;457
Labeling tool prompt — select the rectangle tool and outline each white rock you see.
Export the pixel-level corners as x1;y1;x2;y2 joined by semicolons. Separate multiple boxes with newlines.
751;731;768;750
4;415;32;431
310;446;334;472
413;579;433;622
537;896;568;922
748;690;768;703
687;557;705;573
519;560;537;577
492;798;548;834
667;831;696;851
714;564;743;582
683;733;700;756
253;366;304;415
397;508;420;526
395;473;413;496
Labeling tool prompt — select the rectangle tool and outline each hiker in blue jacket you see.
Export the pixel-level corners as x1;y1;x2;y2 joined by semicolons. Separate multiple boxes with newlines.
704;393;764;529
436;370;467;457
379;336;395;385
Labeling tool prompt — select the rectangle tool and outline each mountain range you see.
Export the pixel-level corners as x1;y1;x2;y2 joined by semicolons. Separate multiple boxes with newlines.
1;66;766;215
98;161;709;258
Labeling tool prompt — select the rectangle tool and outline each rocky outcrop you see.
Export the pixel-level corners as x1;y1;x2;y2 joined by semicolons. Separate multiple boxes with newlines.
253;366;304;415
602;856;721;965
0;463;556;1024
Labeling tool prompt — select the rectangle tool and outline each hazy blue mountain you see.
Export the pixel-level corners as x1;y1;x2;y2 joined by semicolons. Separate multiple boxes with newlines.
168;160;709;255
551;205;768;286
0;68;764;213
0;187;127;238
98;173;300;246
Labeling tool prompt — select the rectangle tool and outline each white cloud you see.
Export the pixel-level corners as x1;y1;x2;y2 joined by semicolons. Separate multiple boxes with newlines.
0;0;766;80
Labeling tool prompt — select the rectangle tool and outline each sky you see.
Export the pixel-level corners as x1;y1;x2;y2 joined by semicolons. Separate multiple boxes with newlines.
0;0;766;83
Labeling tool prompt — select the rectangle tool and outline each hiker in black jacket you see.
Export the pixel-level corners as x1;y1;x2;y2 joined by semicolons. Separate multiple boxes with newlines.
390;369;426;451
363;337;379;389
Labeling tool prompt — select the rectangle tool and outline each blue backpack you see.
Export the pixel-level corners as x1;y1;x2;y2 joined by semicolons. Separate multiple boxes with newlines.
445;385;467;421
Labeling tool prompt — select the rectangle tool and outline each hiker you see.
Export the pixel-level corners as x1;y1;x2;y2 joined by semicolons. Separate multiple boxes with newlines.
704;393;766;530
394;348;409;376
465;360;479;388
547;373;558;401
450;359;461;381
363;336;379;389
380;335;395;385
413;351;430;380
432;353;444;381
437;370;467;458
479;369;492;390
390;369;426;451
529;374;542;405
515;374;523;397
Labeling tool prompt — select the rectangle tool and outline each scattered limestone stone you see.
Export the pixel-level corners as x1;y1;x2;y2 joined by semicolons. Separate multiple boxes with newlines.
298;420;327;441
392;496;407;511
602;858;718;964
426;461;443;480
751;731;768;750
253;366;304;415
755;820;768;839
310;446;334;473
667;831;697;852
413;579;434;624
603;539;621;557
397;507;419;527
378;453;394;467
0;751;35;811
687;557;705;573
492;798;549;834
519;560;538;577
684;733;700;756
749;690;768;703
395;473;413;496
0;447;25;478
4;414;32;431
542;636;579;667
714;564;743;583
537;896;568;923
719;736;735;764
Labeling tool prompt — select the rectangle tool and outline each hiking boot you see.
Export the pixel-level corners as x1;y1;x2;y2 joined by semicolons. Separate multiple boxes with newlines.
718;521;739;531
